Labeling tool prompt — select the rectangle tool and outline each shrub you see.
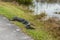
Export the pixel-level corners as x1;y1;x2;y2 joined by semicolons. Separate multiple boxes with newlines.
17;0;33;6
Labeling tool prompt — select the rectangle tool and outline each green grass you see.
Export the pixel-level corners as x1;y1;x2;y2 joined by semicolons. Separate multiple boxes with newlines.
0;2;54;40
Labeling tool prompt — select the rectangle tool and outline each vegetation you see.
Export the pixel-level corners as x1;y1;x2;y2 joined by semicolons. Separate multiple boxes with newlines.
0;0;60;40
1;0;33;6
34;13;47;21
44;17;60;40
17;0;33;6
55;12;60;14
0;2;54;40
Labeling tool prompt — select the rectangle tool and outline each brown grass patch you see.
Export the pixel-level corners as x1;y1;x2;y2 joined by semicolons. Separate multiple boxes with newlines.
34;13;47;20
44;17;60;40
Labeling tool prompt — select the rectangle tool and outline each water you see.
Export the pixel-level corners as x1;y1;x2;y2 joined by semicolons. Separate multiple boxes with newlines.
32;0;60;18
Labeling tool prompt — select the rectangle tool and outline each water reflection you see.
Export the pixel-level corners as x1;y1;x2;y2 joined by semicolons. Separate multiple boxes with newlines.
33;0;60;18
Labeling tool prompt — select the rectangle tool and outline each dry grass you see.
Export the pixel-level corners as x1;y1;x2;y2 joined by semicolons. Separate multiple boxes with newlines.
44;17;60;40
34;13;47;20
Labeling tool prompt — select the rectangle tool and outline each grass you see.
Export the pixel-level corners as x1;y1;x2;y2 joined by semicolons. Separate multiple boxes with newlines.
34;13;47;21
0;2;54;40
44;17;60;40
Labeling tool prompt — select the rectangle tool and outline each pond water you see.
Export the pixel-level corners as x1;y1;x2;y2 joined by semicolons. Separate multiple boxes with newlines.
32;0;60;18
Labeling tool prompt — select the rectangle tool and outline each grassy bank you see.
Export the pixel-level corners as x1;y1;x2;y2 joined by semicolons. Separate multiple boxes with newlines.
0;2;53;40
